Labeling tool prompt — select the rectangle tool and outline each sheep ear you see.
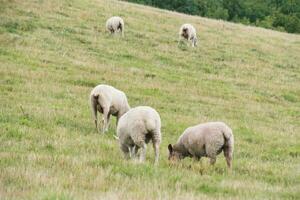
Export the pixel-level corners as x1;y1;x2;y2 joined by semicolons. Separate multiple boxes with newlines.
93;94;99;99
168;144;173;153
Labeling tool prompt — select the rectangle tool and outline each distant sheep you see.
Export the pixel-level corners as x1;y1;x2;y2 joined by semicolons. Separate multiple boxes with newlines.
90;84;130;133
117;106;161;165
106;16;124;36
179;23;197;47
168;122;234;168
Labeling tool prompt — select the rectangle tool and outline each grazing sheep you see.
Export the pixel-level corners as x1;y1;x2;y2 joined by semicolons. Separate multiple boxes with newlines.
106;16;124;36
179;23;197;47
90;84;130;133
168;122;234;168
117;106;161;165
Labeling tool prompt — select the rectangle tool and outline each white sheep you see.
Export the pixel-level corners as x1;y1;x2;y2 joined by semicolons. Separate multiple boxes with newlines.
179;23;197;47
117;106;161;165
106;16;124;36
168;122;234;168
90;84;130;133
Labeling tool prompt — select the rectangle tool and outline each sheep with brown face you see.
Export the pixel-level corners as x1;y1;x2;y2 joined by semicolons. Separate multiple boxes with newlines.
106;16;124;36
168;122;234;169
90;84;130;133
117;106;161;165
179;23;197;47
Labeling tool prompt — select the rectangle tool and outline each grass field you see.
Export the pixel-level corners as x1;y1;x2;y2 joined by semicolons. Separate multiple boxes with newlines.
0;0;300;199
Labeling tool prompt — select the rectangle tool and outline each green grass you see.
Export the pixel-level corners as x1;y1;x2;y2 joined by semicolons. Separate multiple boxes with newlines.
0;0;300;199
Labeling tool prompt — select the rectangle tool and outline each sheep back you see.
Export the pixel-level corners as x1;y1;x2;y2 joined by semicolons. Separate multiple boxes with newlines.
117;106;161;148
106;16;124;33
90;84;129;116
176;122;233;158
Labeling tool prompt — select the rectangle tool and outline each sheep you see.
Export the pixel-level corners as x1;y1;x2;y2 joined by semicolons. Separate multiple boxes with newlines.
117;106;161;165
168;122;234;169
179;23;197;47
106;16;124;36
90;84;130;133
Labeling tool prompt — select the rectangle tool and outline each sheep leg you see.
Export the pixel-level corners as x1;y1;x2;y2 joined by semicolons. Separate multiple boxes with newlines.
193;156;201;161
102;107;110;133
121;28;124;37
190;37;195;47
206;144;218;166
153;142;160;165
91;96;99;132
93;110;98;132
128;146;133;158
134;145;139;155
116;113;121;127
193;38;197;47
110;28;115;34
106;113;111;130
130;145;138;158
209;157;216;165
224;147;233;169
95;120;98;132
190;36;196;47
128;146;137;158
139;143;147;163
120;144;130;159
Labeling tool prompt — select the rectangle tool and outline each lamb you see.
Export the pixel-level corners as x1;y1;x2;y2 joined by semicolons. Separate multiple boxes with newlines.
179;23;197;47
168;122;234;169
106;16;124;36
90;84;130;133
117;106;161;165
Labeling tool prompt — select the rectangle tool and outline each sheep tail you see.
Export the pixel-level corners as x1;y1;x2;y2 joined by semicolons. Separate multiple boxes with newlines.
93;93;99;99
222;128;234;154
90;93;99;126
119;21;124;36
222;127;234;168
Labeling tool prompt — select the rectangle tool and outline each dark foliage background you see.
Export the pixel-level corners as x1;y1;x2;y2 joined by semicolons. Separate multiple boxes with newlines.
124;0;300;33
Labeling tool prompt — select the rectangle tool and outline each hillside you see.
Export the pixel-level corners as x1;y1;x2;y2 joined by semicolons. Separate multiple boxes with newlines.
0;0;300;199
126;0;300;34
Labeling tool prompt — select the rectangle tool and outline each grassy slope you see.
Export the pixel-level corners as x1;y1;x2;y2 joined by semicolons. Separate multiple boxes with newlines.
0;0;300;199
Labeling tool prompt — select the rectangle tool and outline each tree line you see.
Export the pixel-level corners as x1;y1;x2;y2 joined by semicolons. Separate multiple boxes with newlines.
124;0;300;33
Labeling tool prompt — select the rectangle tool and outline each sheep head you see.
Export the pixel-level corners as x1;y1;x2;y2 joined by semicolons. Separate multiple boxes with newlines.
168;144;183;161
